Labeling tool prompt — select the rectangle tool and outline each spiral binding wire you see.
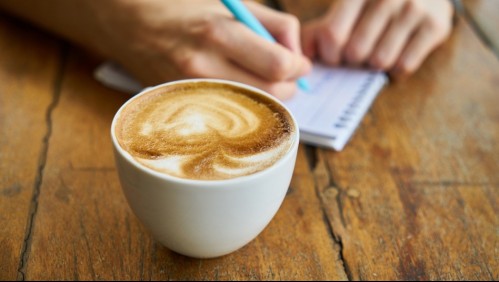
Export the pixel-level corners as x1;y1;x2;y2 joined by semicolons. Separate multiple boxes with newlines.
334;74;376;129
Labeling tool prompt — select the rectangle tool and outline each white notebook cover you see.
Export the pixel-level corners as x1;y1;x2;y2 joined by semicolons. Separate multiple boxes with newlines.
95;62;386;151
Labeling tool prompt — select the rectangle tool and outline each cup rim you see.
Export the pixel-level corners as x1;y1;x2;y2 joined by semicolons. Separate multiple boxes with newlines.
110;78;299;186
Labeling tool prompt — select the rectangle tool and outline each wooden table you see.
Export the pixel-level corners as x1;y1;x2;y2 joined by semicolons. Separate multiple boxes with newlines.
1;1;497;280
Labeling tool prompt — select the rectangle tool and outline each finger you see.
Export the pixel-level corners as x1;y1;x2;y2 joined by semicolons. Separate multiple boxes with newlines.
245;1;302;53
369;1;424;70
301;21;320;59
207;17;311;82
344;0;405;65
318;0;366;65
182;52;297;100
391;24;442;77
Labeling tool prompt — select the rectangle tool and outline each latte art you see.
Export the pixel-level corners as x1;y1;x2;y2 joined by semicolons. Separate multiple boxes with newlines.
115;82;295;180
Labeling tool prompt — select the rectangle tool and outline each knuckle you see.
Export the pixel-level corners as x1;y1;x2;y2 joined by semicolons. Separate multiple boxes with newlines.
320;26;348;47
378;0;397;9
177;53;204;77
405;0;424;17
196;15;224;45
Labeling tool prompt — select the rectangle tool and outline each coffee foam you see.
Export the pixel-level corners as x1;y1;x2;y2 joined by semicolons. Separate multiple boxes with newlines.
115;82;295;180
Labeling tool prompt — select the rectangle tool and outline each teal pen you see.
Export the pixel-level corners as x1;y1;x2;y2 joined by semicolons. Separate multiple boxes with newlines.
220;0;310;92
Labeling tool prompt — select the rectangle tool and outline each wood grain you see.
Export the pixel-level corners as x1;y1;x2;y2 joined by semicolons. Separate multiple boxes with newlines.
19;49;347;280
278;0;332;22
0;14;62;280
320;15;498;282
2;0;498;280
281;1;499;280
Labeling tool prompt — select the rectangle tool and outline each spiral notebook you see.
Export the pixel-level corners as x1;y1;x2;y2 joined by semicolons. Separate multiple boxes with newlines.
95;62;387;151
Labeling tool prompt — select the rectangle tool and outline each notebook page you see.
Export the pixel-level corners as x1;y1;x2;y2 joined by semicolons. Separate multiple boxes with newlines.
283;65;387;150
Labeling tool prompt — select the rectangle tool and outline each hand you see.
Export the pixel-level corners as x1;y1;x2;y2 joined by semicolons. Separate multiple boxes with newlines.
0;0;311;99
105;0;311;99
104;0;312;99
301;0;453;78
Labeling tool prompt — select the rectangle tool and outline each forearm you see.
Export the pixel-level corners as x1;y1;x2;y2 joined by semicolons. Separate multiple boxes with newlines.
0;0;132;56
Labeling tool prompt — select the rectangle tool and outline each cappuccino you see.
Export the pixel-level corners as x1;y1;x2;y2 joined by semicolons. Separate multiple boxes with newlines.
115;81;295;180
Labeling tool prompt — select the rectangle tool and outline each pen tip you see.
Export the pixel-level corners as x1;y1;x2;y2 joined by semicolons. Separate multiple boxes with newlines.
298;78;310;92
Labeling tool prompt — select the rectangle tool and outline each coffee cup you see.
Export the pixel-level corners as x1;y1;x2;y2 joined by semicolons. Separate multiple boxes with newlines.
111;79;299;258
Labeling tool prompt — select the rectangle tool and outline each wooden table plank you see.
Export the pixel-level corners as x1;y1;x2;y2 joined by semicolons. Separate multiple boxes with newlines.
2;0;498;280
462;0;499;56
20;49;347;280
280;0;499;280
314;16;499;281
0;14;63;280
277;0;331;22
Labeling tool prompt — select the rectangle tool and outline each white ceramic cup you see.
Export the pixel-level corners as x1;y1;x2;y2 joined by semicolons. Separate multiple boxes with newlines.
111;79;299;258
